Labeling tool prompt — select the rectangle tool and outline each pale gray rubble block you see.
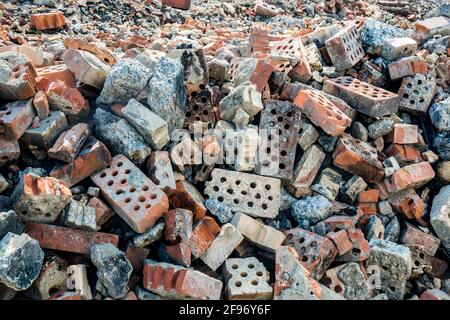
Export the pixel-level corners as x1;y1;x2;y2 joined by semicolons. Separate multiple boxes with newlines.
219;83;263;121
0;210;24;239
364;239;412;300
90;243;133;299
93;108;151;165
384;216;400;242
311;168;342;201
204;168;281;219
323;262;370;300
433;132;450;160
132;220;165;248
381;37;417;61
430;185;450;251
60;199;98;231
399;74;436;115
350;121;368;142
97;58;152;105
365;215;385;241
297;122;319;150
121;99;169;150
361;18;412;54
274;246;344;300
429;97;450;131
231;212;285;252
223;257;272;300
367;118;395;139
167;48;208;93
279;187;298;212
147;56;186;134
204;197;233;224
200;223;243;271
291;194;332;225
0;232;44;291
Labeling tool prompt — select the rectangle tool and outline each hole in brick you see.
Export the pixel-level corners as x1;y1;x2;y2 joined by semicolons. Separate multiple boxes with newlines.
284;124;290;130
100;173;107;178
21;210;28;215
240;272;248;277
220;177;227;183
107;180;113;186
45;213;51;218
124;197;131;203
408;199;414;205
277;116;283;122
125;169;131;174
265;185;271;190
138;196;145;202
301;256;308;262
271;109;277;115
251;280;259;286
256;271;263;276
280;150;287;156
185;111;192;117
218;196;224;202
262;203;268;210
145;203;152;209
334;285;343;293
112;170;118;176
268;196;273;201
235;180;241;185
213;186;219;192
235;281;242;287
310;241;317;247
241;190;247;195
352;248;361;255
134;205;140;211
129;187;136;193
419;253;425;259
227;188;233;194
233;199;239;204
414;260;420;266
279;163;286;170
250;182;257;188
417;80;422;85
191;92;198;98
116;189;124;195
403;94;409;99
117;162;123;167
255;193;261;199
248;201;254;207
150;194;157;200
299;237;305;244
201;97;208;103
203;110;208;116
142;185;149;191
232;264;238;269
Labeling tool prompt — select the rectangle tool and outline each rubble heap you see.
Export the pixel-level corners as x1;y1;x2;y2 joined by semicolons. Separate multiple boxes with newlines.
0;0;450;300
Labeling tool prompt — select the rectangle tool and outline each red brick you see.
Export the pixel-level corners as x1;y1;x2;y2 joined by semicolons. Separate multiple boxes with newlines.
24;222;119;254
324;24;364;70
254;0;281;17
294;89;351;136
161;0;191;10
391;161;435;191
323;76;399;117
33;91;50;120
388;123;418;144
385;144;423;165
322;215;359;232
51;136;111;187
189;216;221;258
420;289;450;300
125;245;150;272
48;292;82;300
388;56;428;80
142;261;222;300
249;27;269;55
271;37;312;82
326;230;353;256
168;180;206;222
30;12;66;31
388;188;425;220
0;99;35;140
359;189;380;203
228;57;274;92
165;209;193;267
91;154;169;233
48;123;89;163
0;61;37;100
45;80;90;118
332;133;385;183
337;228;370;262
400;222;441;256
36;64;76;88
283;228;337;280
87;196;115;226
63;37;116;66
358;202;377;216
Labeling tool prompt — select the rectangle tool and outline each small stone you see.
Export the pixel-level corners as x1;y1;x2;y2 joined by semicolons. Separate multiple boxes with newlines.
0;210;24;239
433;132;450;160
384;217;401;242
350;121;368;142
204;197;233;224
368;119;395;139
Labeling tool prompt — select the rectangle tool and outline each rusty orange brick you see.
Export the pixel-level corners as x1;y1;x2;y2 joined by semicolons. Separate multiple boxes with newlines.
391;161;435;192
189;216;221;258
168;180;206;222
0;99;35;140
24;222;119;254
388;188;425;220
91;154;169;233
36;64;76;88
33;91;50;120
30;12;66;31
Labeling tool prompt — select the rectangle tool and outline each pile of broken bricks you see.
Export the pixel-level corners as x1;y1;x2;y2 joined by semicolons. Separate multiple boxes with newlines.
1;0;450;301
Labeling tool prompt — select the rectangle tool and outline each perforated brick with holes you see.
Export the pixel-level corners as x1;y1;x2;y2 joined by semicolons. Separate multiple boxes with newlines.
398;74;436;114
324;76;399;117
204;168;281;219
325;24;364;70
91;154;169;233
256;99;301;180
283;228;337;280
184;88;216;132
333;133;384;183
223;257;272;300
294;89;351;136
